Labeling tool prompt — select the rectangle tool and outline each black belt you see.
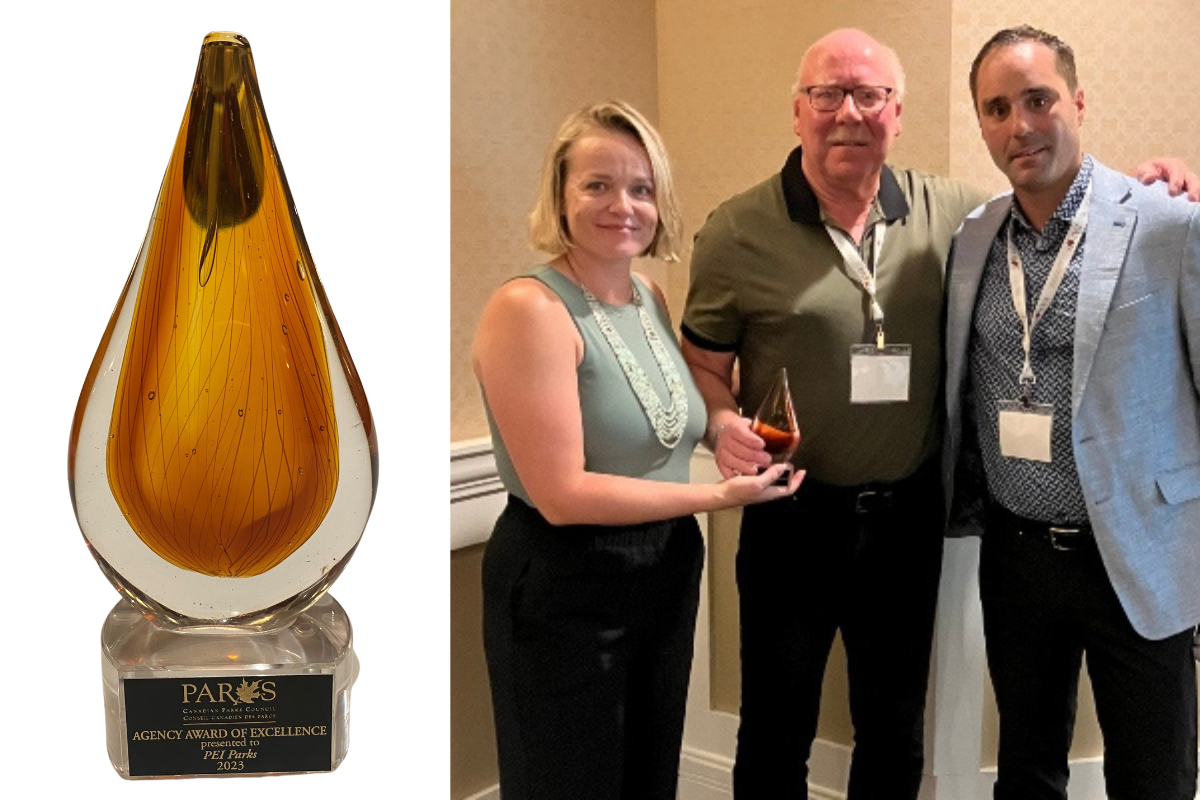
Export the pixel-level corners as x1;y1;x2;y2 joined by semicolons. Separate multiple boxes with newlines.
799;459;937;516
991;504;1094;552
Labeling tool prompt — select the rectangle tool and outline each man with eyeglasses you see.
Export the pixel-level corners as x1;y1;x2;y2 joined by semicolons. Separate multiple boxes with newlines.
680;26;1196;800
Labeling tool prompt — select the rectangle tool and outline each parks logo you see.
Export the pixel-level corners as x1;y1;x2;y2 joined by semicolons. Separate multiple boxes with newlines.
181;679;278;705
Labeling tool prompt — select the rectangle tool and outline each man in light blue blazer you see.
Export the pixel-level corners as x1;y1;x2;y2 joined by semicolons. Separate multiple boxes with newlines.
943;26;1200;800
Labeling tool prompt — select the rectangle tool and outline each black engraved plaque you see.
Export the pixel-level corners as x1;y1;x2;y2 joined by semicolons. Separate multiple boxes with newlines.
123;673;334;777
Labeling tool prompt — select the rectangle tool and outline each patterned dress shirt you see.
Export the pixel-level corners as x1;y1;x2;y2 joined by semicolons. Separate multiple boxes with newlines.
967;156;1095;524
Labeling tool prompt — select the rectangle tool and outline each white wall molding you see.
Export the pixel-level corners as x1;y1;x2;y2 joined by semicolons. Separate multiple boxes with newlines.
450;437;507;551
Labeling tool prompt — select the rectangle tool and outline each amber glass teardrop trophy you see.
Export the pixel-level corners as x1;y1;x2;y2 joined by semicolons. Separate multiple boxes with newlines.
67;32;377;779
750;368;800;480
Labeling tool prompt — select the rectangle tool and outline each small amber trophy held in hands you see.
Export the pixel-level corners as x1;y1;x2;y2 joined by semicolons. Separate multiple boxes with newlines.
750;368;800;481
68;32;376;779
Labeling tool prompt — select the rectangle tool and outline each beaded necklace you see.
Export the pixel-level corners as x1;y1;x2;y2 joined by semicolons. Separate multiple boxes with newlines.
565;259;688;449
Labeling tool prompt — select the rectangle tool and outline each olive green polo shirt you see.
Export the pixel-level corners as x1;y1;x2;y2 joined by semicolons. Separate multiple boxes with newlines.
682;146;990;485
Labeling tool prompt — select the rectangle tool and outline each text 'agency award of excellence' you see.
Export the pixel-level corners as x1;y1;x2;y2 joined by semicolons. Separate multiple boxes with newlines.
67;32;378;780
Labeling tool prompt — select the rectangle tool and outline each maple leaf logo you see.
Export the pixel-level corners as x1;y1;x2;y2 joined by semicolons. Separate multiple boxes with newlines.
234;679;261;705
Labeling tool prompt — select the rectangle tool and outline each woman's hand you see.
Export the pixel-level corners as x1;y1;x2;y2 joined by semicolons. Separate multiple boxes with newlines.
720;463;805;506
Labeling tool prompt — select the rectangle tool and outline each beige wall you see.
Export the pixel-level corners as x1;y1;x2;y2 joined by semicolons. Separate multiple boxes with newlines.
450;0;660;442
451;0;1200;794
948;1;1200;197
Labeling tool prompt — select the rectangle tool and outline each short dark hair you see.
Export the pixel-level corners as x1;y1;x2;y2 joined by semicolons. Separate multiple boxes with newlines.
969;25;1078;109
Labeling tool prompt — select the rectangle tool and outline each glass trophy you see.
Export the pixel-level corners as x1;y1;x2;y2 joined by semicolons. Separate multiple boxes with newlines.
67;32;378;779
750;367;800;478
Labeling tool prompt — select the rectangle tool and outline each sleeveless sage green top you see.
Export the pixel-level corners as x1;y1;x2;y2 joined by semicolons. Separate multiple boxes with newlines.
483;266;707;509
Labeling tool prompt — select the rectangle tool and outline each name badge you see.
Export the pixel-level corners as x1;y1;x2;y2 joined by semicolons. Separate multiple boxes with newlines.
849;344;911;403
998;399;1053;462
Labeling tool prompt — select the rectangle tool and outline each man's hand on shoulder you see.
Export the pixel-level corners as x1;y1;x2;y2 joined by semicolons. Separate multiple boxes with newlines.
1133;157;1200;202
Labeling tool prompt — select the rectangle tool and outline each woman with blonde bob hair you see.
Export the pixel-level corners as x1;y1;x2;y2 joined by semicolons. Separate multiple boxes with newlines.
527;101;684;262
472;100;802;799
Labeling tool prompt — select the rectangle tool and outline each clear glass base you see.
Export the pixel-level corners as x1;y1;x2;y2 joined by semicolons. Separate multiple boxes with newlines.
100;593;358;779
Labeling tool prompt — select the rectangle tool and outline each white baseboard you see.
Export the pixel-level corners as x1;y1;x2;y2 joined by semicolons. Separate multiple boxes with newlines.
677;746;736;800
679;746;1134;800
680;748;1197;800
679;739;850;800
807;738;853;798
461;785;500;800
1067;757;1104;797
465;746;853;800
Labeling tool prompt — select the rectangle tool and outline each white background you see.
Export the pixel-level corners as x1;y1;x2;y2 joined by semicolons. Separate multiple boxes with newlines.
1;2;446;797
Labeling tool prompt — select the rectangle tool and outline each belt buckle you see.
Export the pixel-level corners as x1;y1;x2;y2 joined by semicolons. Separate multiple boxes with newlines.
1047;525;1081;551
854;489;889;514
